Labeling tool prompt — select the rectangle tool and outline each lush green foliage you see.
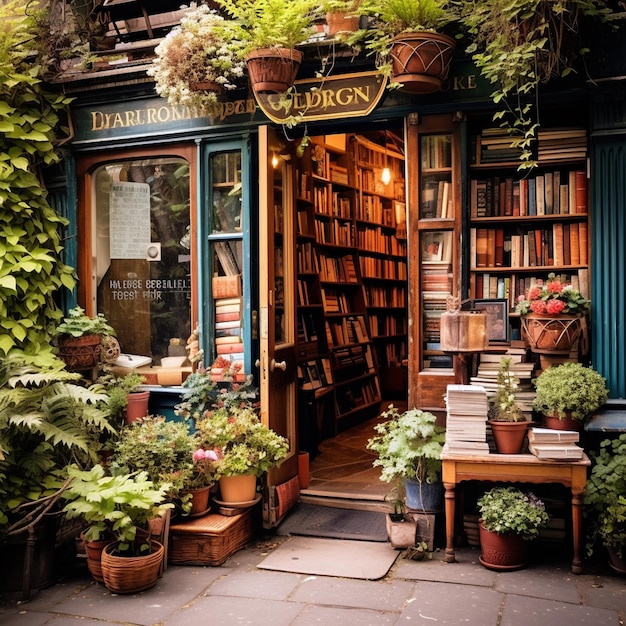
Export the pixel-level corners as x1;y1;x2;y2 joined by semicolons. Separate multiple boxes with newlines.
62;464;173;555
215;0;322;51
584;434;626;559
456;0;614;167
478;486;549;540
194;403;289;478
109;416;197;494
532;362;608;422
0;357;113;531
55;306;116;338
0;2;75;363
367;405;445;484
489;357;525;422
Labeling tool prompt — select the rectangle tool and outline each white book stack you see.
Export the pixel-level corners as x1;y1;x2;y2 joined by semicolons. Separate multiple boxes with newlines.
443;384;490;454
527;427;584;460
469;352;536;417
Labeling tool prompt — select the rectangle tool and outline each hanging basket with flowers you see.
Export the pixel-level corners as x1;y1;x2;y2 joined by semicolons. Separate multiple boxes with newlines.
515;273;589;355
147;3;247;117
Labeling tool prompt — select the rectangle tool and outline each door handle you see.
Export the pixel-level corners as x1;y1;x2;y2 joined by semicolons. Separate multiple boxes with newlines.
270;359;287;372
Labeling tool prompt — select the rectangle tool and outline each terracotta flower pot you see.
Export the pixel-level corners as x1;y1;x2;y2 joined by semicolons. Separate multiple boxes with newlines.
245;48;303;94
542;412;582;432
82;533;113;583
125;391;150;424
57;334;101;371
219;474;257;503
489;420;529;454
185;486;211;516
478;521;528;571
389;32;456;94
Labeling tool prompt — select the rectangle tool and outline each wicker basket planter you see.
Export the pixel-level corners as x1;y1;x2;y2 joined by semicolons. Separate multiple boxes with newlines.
168;511;252;566
101;540;164;594
57;335;101;371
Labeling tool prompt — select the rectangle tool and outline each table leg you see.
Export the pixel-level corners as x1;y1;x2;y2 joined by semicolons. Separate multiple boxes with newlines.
571;490;584;574
444;481;456;563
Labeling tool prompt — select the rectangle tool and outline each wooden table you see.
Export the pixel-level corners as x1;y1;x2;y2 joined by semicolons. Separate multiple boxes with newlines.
442;452;591;574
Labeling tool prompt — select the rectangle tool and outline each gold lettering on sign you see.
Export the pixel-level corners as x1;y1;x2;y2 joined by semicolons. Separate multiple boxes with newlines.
89;99;256;132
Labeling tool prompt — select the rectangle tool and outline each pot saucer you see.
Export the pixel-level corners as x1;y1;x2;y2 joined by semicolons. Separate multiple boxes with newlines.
212;493;261;509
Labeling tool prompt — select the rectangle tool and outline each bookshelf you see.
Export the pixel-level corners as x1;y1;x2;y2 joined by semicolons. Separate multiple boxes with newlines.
412;115;462;407
352;134;408;395
467;124;590;340
295;135;391;433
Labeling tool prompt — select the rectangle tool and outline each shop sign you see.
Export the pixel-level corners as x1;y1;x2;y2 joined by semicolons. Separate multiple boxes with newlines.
254;71;388;123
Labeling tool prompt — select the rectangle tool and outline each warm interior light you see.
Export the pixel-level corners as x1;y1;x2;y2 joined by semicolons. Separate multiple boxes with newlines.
381;166;391;185
271;153;279;168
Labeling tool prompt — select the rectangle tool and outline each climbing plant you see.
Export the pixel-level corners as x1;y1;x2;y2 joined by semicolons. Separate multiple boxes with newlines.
0;1;76;364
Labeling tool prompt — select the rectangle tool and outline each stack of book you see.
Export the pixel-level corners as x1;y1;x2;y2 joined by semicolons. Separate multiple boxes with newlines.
469;351;536;417
527;427;584;460
214;296;244;366
443;384;490;454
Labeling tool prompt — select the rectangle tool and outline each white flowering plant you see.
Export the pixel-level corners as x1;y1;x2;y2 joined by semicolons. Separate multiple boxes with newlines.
147;3;247;116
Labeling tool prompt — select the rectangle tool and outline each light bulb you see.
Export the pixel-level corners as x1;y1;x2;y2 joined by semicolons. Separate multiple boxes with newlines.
271;154;279;168
382;167;391;185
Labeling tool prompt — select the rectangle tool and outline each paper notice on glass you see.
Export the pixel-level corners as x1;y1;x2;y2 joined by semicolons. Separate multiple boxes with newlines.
110;182;151;259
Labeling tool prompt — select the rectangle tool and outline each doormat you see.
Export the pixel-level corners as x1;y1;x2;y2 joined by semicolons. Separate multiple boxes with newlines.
276;503;388;542
257;536;398;580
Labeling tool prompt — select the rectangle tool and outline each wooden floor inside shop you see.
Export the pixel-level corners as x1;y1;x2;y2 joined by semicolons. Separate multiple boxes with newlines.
301;401;407;513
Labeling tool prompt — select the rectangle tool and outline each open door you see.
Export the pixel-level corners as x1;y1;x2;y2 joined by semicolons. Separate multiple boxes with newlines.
258;126;300;528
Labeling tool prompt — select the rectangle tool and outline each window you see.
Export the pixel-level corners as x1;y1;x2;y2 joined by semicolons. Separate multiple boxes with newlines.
92;157;191;364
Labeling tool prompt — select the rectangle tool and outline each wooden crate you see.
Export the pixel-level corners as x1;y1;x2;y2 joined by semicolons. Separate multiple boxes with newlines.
168;510;252;566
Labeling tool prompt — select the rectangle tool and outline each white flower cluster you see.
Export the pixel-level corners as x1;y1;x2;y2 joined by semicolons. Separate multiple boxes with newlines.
147;3;246;116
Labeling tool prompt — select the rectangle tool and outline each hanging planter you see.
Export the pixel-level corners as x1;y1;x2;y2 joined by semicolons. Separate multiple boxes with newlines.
389;32;456;93
245;48;303;94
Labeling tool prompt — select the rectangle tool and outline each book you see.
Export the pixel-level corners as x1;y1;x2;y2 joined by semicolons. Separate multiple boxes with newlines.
528;442;584;460
215;311;241;322
216;342;245;354
575;171;588;213
528;427;579;443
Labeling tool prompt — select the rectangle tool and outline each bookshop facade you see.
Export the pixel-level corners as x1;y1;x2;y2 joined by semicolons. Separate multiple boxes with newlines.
55;44;626;523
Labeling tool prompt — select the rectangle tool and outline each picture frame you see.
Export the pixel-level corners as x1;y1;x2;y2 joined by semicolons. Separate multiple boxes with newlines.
421;231;452;263
473;298;510;344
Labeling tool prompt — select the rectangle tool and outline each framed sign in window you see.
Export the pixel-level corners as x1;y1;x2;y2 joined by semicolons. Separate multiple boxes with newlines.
473;299;510;344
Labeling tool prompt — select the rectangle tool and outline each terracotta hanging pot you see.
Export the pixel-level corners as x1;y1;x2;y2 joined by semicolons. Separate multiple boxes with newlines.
245;48;303;94
389;32;456;94
489;421;529;454
542;412;582;432
478;521;528;571
219;474;257;503
521;314;583;354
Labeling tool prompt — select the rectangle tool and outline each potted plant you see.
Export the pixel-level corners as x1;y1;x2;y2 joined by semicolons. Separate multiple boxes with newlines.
456;0;615;166
214;0;322;93
55;305;116;371
584;433;626;573
477;486;549;570
0;357;114;594
61;464;173;593
194;402;289;504
323;0;362;36
108;416;201;511
532;362;609;431
147;3;247;117
516;274;590;364
351;0;457;93
488;357;529;454
366;404;445;512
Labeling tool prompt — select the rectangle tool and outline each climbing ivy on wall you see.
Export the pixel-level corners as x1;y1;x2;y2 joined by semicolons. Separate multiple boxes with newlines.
0;1;76;364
